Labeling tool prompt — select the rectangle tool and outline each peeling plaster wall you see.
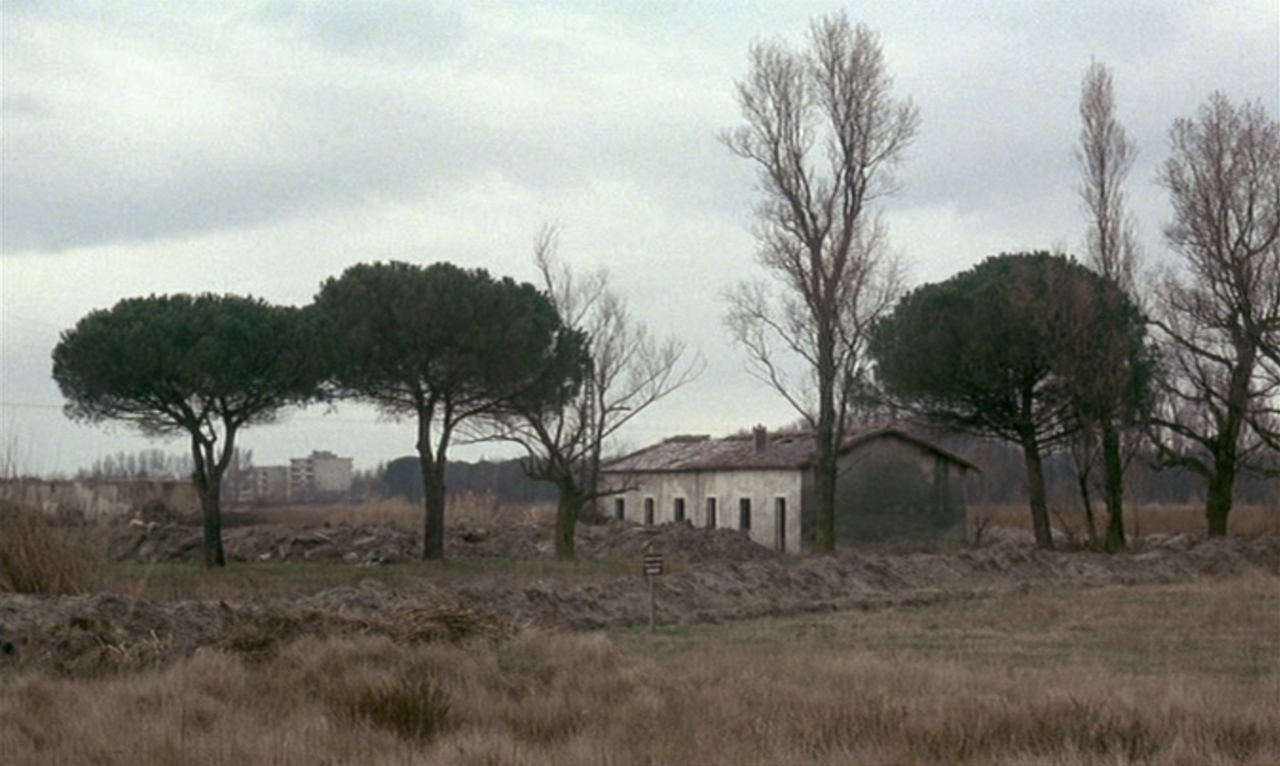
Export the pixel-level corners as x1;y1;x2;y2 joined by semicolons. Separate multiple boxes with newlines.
607;468;804;554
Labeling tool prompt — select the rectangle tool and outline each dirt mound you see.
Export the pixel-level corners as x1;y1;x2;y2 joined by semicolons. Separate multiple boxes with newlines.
1;580;510;676
11;522;1279;678
108;517;777;566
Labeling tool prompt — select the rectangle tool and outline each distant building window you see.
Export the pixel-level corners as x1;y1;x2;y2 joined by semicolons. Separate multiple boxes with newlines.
674;497;686;523
706;497;717;529
613;497;625;521
739;498;752;530
644;497;655;526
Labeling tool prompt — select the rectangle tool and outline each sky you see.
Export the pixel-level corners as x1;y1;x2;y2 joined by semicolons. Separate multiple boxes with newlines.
3;0;1278;477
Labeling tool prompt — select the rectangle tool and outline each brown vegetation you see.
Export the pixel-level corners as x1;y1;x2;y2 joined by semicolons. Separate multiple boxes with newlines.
223;491;544;531
973;502;1280;542
3;574;1276;765
0;500;106;595
3;497;1278;764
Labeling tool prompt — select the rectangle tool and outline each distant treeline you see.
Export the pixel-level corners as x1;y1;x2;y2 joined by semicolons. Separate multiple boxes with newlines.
357;456;559;506
368;439;1275;510
76;449;195;481
76;440;1275;510
949;437;1276;508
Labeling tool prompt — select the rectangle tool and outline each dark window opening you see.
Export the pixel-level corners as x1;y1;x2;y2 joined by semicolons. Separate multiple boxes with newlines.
613;497;625;521
674;497;686;523
706;497;717;529
775;497;787;551
739;498;752;530
644;497;655;526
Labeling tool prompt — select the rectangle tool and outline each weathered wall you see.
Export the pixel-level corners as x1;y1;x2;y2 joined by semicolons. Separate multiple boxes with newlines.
606;469;804;554
0;479;200;519
603;432;973;552
834;437;968;541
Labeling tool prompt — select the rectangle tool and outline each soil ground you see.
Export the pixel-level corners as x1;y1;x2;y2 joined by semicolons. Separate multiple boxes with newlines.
3;515;1278;677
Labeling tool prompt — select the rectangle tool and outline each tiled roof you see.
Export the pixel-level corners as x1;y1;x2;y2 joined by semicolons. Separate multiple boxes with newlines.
601;428;979;474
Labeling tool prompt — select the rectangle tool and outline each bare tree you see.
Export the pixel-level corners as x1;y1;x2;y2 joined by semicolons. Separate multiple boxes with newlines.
1152;92;1280;536
723;13;917;551
497;227;701;560
1076;60;1141;294
1071;60;1148;551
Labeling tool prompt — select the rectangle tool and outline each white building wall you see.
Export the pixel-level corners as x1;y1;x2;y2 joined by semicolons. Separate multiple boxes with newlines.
288;451;353;499
608;469;804;554
312;456;353;494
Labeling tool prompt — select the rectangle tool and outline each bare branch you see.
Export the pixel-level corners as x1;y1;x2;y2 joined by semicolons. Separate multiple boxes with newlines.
722;13;917;551
1150;93;1280;533
493;228;702;558
1075;59;1141;296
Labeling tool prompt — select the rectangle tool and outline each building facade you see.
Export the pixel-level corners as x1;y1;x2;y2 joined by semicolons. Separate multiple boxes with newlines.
288;451;353;503
601;427;977;552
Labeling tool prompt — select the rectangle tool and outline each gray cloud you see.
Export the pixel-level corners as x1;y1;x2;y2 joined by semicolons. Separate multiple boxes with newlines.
2;0;1277;474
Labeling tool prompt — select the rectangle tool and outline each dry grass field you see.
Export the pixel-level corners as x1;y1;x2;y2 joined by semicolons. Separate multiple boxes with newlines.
3;573;1276;765
972;502;1280;541
224;492;547;531
3;494;1278;765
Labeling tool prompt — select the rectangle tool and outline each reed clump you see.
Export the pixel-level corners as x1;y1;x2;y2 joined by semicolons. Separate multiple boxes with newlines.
0;500;106;595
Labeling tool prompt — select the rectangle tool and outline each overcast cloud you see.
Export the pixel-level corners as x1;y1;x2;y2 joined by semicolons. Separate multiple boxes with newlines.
3;1;1278;475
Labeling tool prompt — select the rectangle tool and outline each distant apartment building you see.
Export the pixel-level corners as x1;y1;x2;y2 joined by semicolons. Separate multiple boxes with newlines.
288;450;353;503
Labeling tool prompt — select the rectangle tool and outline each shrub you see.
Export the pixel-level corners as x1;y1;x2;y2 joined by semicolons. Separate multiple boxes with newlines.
0;500;106;595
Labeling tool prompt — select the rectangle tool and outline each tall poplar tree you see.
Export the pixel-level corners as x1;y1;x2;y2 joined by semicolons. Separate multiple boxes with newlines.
723;13;918;551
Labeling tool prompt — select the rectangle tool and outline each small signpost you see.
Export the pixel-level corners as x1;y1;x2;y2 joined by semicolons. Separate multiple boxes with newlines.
642;545;664;632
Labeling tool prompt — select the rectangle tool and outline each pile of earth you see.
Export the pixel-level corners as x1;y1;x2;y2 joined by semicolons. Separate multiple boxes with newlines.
5;521;1278;677
107;516;778;566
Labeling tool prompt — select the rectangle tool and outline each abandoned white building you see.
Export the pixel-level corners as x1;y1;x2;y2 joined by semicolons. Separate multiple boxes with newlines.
600;427;978;553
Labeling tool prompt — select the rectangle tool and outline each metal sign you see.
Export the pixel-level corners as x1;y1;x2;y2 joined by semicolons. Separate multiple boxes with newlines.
641;549;664;632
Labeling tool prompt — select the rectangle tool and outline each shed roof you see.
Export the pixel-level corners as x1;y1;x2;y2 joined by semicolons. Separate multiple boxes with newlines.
601;428;979;474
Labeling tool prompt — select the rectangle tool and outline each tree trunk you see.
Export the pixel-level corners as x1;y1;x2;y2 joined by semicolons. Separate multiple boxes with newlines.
1020;431;1054;549
1203;350;1250;538
814;317;839;553
419;451;446;560
199;482;226;569
554;481;588;561
813;435;838;553
1101;421;1127;552
1076;469;1099;549
1205;465;1234;537
190;433;226;569
1071;424;1100;548
416;407;449;561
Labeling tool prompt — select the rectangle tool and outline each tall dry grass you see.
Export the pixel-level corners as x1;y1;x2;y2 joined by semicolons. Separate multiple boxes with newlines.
227;492;555;530
0;501;107;595
4;574;1276;765
972;502;1280;541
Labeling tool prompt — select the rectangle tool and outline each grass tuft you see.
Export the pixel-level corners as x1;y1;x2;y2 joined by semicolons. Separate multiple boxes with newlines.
341;674;452;743
0;501;106;595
